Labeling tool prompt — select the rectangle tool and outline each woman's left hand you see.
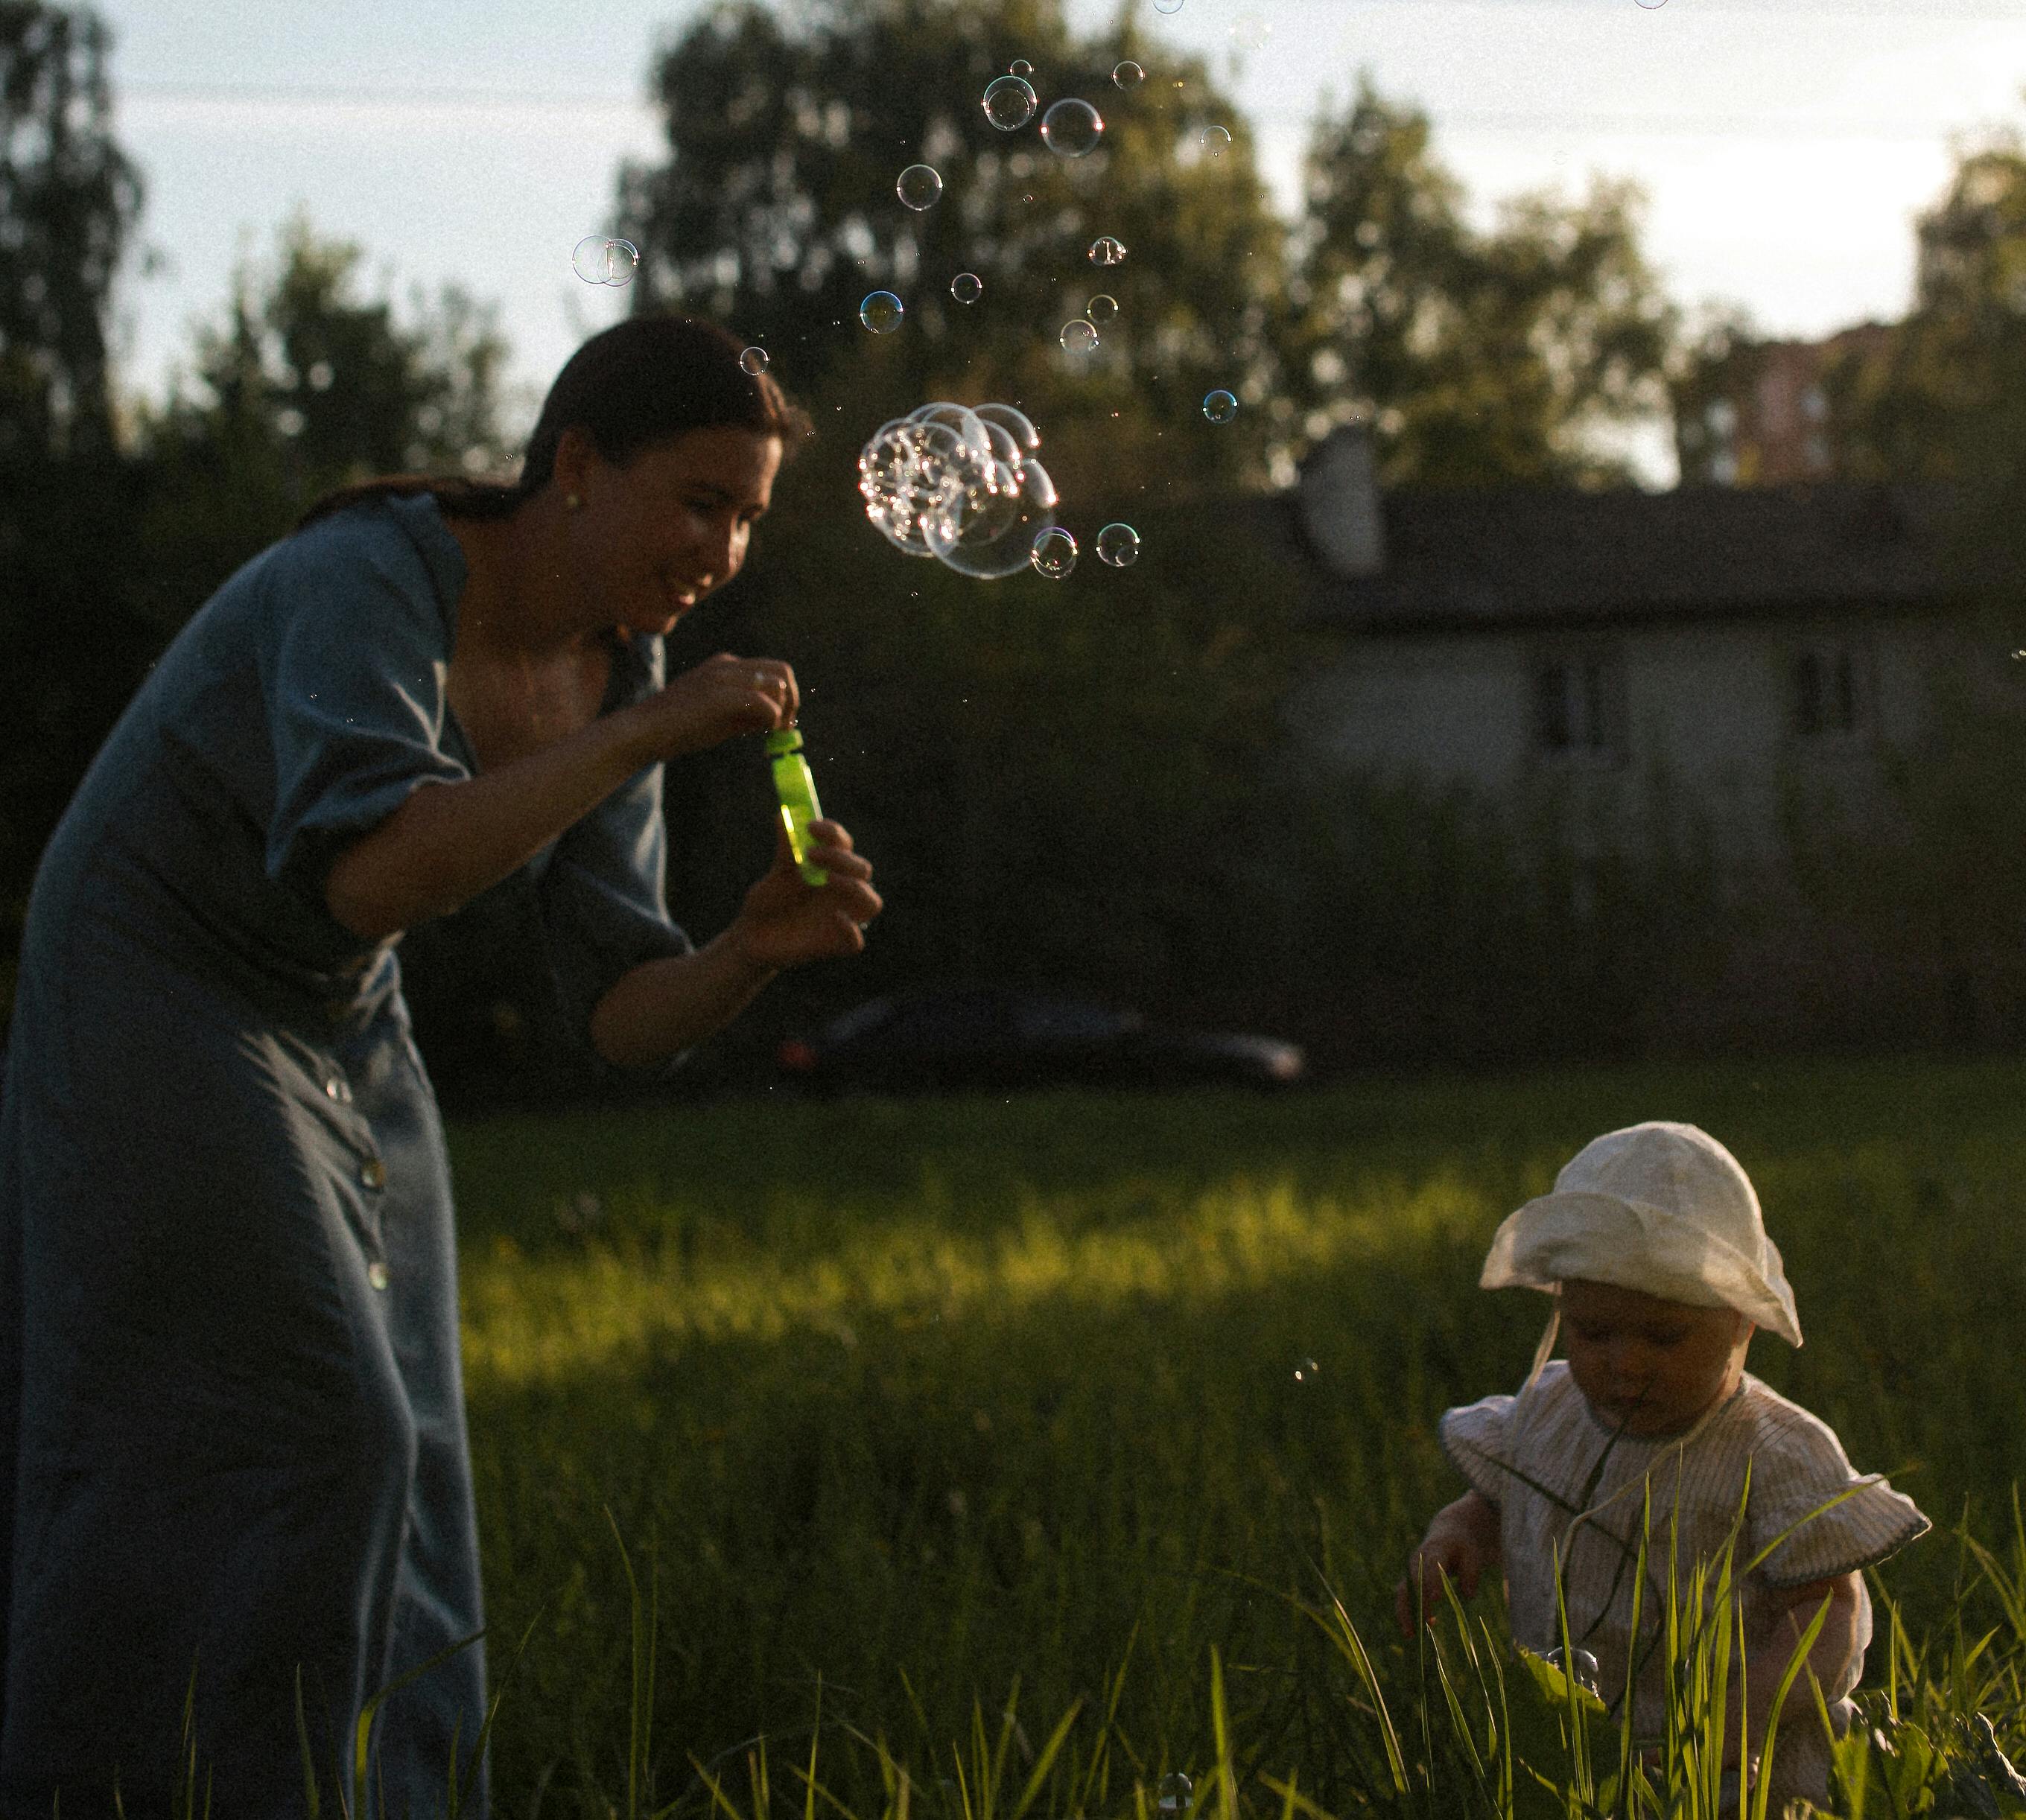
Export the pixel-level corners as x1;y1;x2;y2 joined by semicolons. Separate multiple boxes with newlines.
731;820;882;972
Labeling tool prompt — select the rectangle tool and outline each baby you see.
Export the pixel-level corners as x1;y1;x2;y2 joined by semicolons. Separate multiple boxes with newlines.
1397;1121;1928;1813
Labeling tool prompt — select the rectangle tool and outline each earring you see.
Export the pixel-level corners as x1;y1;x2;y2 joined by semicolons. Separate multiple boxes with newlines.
565;492;583;511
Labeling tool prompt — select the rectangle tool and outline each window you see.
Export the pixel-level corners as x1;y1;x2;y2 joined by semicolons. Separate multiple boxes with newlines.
1788;643;1865;739
1533;652;1624;762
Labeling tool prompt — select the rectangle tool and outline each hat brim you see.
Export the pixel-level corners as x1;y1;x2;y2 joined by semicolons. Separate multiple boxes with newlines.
1480;1190;1803;1346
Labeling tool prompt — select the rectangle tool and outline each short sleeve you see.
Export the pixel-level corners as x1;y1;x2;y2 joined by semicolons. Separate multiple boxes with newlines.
261;509;469;901
1747;1408;1930;1588
1440;1394;1519;1506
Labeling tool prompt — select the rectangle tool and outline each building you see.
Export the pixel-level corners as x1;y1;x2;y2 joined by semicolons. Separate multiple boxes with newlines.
1271;424;2025;1045
1683;321;1897;488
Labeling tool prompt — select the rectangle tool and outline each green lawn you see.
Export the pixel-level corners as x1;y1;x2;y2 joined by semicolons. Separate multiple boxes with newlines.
450;1055;2026;1816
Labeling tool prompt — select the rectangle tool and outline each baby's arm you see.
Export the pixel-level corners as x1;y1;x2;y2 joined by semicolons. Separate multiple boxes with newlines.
1396;1491;1502;1636
1733;1571;1864;1769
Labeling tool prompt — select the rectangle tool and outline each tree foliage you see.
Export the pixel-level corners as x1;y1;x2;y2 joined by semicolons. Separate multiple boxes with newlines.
1289;73;1681;491
617;0;1283;502
0;0;139;459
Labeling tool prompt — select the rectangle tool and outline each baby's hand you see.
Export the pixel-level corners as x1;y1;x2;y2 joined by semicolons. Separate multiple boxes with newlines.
1394;1494;1499;1636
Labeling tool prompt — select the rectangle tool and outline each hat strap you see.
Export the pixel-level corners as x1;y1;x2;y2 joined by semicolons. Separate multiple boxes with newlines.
1524;1304;1561;1389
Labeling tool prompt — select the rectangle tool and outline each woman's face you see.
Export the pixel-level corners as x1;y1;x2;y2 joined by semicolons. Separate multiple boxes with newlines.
565;424;783;637
1559;1279;1750;1436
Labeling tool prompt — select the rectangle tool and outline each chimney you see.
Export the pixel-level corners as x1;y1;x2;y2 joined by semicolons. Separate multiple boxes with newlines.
1298;423;1385;578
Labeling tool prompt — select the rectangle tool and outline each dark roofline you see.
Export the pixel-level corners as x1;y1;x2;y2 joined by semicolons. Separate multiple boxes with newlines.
1246;474;2009;634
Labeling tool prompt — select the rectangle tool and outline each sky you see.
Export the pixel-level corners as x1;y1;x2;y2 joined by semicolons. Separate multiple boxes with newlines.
96;0;2026;488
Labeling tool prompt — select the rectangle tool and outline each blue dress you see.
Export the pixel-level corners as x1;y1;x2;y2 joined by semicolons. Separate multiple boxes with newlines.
0;494;691;1815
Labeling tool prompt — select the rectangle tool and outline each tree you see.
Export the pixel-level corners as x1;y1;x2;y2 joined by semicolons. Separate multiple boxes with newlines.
615;0;1286;500
129;211;524;634
1289;71;1680;491
0;1;140;460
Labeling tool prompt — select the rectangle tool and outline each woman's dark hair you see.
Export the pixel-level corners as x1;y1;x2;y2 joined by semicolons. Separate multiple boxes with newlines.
296;315;810;531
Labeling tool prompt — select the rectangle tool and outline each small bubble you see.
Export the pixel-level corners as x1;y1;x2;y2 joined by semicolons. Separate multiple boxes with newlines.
1030;527;1078;578
1202;389;1238;424
1545;1646;1602;1696
739;346;769;375
1096;523;1140;567
897;163;943;210
860;291;905;334
1633;0;1666;8
306;360;334;391
1202;124;1232;156
1060;318;1099;354
1087;293;1119;324
1156;1774;1194;1820
1114;60;1145;88
1154;0;1184;13
1009;57;1034;77
276;407;305;438
1088;235;1128;267
1040;98;1105;158
982;74;1038;131
572;235;640;286
950;271;983;304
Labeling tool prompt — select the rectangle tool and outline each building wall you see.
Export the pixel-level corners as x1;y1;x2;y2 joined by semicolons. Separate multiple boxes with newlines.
1292;612;1948;869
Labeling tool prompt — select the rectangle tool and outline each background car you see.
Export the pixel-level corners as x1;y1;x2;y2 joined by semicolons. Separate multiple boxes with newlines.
775;984;1306;1096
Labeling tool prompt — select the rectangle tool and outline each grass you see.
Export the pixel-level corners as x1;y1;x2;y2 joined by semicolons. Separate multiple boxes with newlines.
431;1053;2026;1816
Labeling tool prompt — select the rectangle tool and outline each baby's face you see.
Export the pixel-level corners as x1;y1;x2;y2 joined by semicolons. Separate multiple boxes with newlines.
1560;1279;1751;1436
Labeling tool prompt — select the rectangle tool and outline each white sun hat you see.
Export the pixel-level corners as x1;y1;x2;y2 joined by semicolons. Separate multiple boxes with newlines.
1481;1121;1803;1350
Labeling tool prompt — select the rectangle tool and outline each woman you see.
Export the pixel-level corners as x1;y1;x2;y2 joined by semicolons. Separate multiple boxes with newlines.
0;316;880;1814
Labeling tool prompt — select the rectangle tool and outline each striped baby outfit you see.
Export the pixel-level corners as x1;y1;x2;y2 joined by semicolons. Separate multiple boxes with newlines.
1441;1362;1928;1810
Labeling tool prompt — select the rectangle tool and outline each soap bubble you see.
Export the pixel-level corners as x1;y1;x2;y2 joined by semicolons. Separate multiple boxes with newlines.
1087;293;1119;325
1544;1646;1602;1696
572;236;639;286
1096;523;1140;567
1088;235;1128;267
1030;527;1078;579
1202;124;1232;156
739;346;769;375
1154;0;1185;13
982;74;1038;130
863;402;1061;581
974;402;1042;453
1114;60;1145;88
1059;318;1099;354
897;164;943;210
1040;98;1104;158
933;456;1058;578
1156;1775;1194;1820
1009;57;1034;76
860;291;905;334
1202;389;1238;424
950;271;983;305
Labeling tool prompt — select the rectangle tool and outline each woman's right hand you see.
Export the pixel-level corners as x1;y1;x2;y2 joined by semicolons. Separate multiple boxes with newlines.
628;652;799;761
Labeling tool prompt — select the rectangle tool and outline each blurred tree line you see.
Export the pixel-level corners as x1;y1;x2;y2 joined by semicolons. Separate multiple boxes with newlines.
4;0;2025;1094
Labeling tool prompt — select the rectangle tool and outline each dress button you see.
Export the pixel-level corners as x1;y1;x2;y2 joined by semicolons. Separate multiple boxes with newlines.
367;1261;390;1291
361;1158;387;1190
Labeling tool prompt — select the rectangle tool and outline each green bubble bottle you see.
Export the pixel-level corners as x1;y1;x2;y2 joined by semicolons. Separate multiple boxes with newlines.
765;728;828;886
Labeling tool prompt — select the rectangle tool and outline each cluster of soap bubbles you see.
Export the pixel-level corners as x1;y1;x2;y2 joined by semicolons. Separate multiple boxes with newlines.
571;236;639;287
860;402;1066;579
858;403;1143;582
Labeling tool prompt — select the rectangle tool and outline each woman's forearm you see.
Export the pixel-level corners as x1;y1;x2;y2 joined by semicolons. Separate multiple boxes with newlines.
324;708;656;940
587;928;780;1070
